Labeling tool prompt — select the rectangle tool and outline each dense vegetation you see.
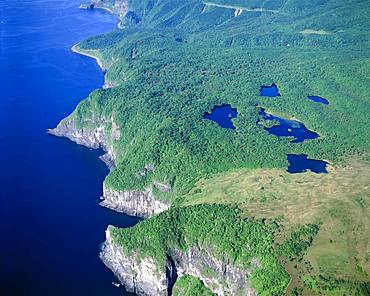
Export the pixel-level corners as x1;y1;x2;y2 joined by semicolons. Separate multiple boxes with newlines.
172;275;215;296
111;204;291;295
69;0;370;294
277;224;320;261
112;204;366;295
74;0;370;201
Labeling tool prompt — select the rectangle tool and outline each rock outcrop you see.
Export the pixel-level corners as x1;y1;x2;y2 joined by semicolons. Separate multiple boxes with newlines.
49;115;169;217
48;116;117;169
101;185;170;218
80;0;143;28
170;249;256;296
100;226;173;296
100;226;258;296
80;0;128;16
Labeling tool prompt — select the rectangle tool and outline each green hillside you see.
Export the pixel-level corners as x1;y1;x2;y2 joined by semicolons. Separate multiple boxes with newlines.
172;275;216;296
70;0;370;294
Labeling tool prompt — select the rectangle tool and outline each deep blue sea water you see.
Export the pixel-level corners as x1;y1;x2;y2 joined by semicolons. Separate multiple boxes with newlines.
204;104;238;129
0;1;139;295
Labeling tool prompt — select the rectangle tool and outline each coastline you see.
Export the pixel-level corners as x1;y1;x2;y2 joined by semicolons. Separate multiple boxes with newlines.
71;43;116;89
44;2;370;295
94;6;115;15
96;7;124;29
79;3;124;29
2;0;143;294
78;3;114;15
71;44;106;71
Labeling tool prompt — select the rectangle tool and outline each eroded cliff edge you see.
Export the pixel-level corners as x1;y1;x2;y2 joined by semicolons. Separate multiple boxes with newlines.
48;115;169;218
79;0;128;17
79;0;142;28
100;225;258;296
48;0;171;219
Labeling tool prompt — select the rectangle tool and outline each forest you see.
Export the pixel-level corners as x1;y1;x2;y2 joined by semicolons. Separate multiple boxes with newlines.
75;15;370;199
69;0;370;294
111;204;291;295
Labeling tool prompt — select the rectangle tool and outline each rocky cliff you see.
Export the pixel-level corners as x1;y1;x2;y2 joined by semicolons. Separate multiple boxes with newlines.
48;115;117;169
49;115;169;217
101;185;169;218
101;226;173;295
80;0;143;27
170;249;256;296
80;0;128;16
100;226;258;296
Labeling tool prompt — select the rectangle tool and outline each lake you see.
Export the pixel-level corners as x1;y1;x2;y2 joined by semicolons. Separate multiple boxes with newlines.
204;104;238;129
258;108;319;143
260;83;280;97
287;154;328;174
0;1;138;295
308;95;329;105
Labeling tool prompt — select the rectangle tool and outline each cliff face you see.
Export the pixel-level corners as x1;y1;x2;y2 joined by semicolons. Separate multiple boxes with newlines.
100;226;258;296
49;115;169;217
170;249;256;296
80;0;143;27
48;116;117;169
101;185;169;218
101;226;172;296
80;0;128;16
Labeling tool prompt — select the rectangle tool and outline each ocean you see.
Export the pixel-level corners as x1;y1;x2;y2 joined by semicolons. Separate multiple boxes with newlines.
0;1;138;295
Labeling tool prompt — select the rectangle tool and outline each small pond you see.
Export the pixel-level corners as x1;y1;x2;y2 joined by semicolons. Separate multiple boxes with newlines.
287;154;328;174
260;83;280;97
204;104;238;129
308;95;329;105
258;108;319;143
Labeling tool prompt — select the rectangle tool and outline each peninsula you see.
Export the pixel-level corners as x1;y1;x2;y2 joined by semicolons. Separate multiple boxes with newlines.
51;0;370;295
